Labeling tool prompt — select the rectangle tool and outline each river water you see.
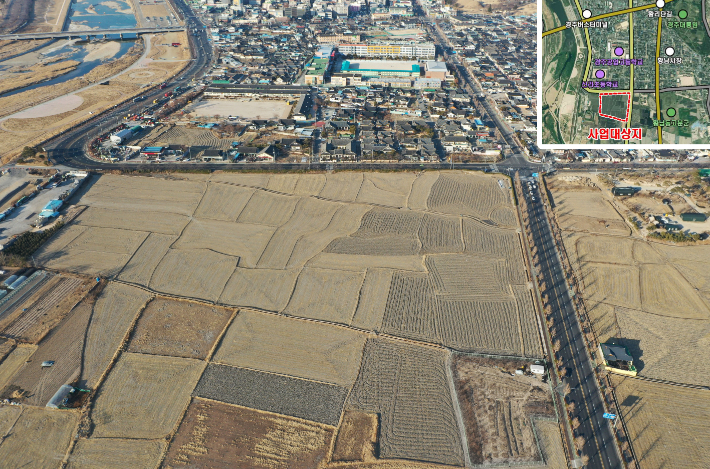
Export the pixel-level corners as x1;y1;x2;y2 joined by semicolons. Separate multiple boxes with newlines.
68;0;137;30
0;40;135;98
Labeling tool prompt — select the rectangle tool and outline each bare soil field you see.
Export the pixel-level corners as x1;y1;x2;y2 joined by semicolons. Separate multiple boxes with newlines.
194;364;348;426
214;310;366;386
82;282;152;388
128;298;233;359
0;344;36;390
612;375;710;469
7;289;95;405
452;355;554;465
332;411;379;462
67;438;166;469
0;407;77;469
190;98;293;120
91;352;205;439
347;338;464;466
454;0;531;14
164;399;335;469
137;125;233;150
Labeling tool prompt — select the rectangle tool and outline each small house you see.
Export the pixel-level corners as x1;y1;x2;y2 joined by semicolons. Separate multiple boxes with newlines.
599;343;637;376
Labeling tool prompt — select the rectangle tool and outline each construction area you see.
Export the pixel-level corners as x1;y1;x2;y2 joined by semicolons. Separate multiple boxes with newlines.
0;170;571;468
546;171;710;469
186;98;294;120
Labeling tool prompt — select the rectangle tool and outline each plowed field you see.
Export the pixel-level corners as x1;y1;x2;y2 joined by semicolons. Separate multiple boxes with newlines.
164;399;334;469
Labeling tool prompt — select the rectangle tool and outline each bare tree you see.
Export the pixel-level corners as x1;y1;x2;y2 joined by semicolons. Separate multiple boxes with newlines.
574;435;586;451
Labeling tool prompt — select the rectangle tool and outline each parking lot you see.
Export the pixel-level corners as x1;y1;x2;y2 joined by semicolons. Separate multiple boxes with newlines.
0;179;76;245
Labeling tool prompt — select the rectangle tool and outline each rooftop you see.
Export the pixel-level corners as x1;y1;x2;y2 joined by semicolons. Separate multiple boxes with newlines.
341;60;420;73
600;343;633;363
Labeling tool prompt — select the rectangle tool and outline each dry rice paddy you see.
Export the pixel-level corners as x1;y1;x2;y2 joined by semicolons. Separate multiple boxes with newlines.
612;375;710;469
549;173;710;465
332;411;379;462
347;338;464;466
91;352;205;439
21;170;554;467
194;364;348;426
128;298;233;359
67;438;166;469
164;399;334;469
0;407;77;469
213;310;366;386
219;268;299;311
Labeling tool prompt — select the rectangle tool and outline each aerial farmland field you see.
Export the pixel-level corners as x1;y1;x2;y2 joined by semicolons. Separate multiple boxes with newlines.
0;170;568;468
547;172;710;469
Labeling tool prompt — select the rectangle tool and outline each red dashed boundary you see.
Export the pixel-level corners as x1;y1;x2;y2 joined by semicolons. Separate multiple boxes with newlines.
598;92;631;122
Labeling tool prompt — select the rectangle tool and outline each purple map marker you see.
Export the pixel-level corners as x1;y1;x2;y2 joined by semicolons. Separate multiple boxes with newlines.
595;70;605;79
614;47;624;56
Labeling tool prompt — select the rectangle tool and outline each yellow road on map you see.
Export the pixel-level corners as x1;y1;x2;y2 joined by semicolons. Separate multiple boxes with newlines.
542;0;673;37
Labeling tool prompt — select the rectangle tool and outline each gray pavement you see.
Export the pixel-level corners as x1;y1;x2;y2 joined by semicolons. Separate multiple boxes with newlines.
522;180;623;469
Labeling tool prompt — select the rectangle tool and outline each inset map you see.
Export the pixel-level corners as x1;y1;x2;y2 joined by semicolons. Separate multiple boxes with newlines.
540;0;710;145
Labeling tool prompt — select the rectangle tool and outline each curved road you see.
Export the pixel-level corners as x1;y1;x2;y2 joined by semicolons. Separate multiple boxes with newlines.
45;0;213;166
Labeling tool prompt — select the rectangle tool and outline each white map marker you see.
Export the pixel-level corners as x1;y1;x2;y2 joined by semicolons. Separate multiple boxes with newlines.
656;0;665;7
665;46;675;56
582;9;592;18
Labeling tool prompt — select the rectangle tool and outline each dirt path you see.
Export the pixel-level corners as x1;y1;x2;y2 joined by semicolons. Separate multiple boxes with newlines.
446;351;472;467
0;34;152;123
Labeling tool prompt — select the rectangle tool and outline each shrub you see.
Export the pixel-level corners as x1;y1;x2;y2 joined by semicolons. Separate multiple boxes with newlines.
4;222;64;259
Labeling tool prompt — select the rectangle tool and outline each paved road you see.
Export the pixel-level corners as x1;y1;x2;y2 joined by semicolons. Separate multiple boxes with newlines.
523;181;622;469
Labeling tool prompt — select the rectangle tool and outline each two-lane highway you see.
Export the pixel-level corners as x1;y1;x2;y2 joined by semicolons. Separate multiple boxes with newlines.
522;180;622;469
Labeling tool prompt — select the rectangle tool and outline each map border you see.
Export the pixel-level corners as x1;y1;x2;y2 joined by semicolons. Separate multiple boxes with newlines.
536;1;710;149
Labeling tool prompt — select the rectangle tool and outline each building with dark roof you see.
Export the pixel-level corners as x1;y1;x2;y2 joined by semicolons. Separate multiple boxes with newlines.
599;343;637;376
